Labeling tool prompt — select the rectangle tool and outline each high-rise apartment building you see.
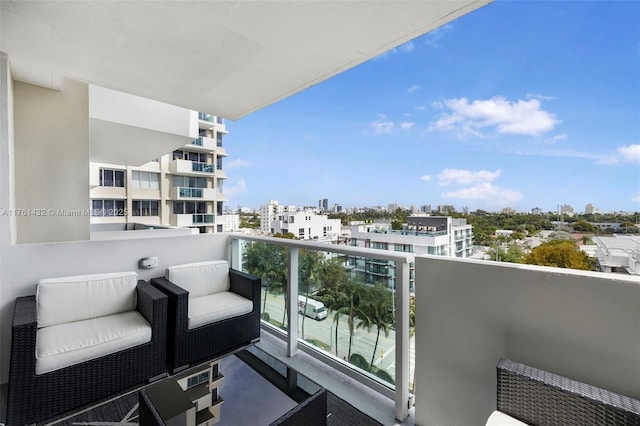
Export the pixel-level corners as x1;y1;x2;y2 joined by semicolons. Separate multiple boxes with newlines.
90;113;228;233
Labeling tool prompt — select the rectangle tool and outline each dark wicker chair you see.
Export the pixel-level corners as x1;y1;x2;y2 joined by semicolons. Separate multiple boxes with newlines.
497;358;640;425
151;267;261;372
7;280;168;426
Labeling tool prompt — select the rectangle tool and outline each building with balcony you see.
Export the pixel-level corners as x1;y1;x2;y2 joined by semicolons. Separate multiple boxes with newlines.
342;216;473;291
90;114;228;233
3;3;640;426
590;235;640;275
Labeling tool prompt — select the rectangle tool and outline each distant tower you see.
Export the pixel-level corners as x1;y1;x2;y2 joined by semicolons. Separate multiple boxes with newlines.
319;198;328;212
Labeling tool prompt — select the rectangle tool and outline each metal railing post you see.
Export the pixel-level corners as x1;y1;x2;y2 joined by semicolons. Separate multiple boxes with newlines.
230;237;241;270
287;247;299;357
395;259;410;421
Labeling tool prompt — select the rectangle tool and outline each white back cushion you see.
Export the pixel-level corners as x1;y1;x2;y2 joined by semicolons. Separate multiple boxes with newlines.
166;260;229;298
37;272;138;328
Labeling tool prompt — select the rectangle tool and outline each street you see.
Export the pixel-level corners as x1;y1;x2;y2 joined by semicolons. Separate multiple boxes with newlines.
261;291;416;387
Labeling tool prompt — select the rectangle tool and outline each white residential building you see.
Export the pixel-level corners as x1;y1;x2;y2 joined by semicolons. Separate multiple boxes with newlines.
90;111;228;233
590;235;640;275
342;216;474;291
259;200;296;234
271;210;341;241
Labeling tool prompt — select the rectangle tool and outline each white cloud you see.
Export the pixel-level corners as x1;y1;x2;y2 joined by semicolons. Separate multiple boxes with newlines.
597;144;640;165
374;40;415;60
406;84;420;94
526;93;556;101
618;144;640;163
420;175;432;182
225;159;253;168
443;183;523;204
400;121;415;130
545;133;567;144
414;105;426;111
423;24;453;49
633;192;640;203
399;41;415;54
430;96;559;137
437;168;502;186
224;179;247;197
370;119;394;135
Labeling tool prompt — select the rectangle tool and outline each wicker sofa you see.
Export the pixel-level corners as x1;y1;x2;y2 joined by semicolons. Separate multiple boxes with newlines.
7;272;168;425
492;358;640;425
151;260;261;372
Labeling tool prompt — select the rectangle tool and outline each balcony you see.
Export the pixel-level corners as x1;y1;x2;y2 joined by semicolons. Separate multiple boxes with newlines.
188;136;217;151
170;213;215;227
170;186;217;201
169;159;215;175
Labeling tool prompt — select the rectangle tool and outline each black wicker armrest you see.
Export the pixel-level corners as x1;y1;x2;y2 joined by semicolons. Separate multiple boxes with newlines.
230;268;261;302
10;296;38;370
136;280;168;327
497;358;640;425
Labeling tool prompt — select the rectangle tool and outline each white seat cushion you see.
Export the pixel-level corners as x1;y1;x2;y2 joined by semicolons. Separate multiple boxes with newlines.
486;411;529;426
37;272;138;328
35;311;152;375
166;260;229;298
188;291;253;329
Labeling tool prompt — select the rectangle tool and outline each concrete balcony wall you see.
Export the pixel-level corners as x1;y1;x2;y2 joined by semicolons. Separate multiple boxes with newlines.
415;256;640;426
14;79;90;244
0;232;229;383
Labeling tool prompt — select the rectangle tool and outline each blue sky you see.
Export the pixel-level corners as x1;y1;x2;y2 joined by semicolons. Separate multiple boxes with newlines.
223;1;640;213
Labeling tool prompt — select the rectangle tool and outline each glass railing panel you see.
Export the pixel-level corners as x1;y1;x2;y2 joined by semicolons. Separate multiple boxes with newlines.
192;214;214;224
240;241;289;333
295;249;396;389
179;187;203;198
192;162;214;173
198;112;214;122
191;137;203;146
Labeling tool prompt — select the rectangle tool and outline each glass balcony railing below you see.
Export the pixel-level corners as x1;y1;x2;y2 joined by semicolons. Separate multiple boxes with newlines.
198;112;214;122
178;187;203;198
191;137;203;146
193;214;214;224
192;162;214;173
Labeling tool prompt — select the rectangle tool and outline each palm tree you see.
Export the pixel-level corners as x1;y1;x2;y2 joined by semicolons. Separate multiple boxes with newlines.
299;250;322;339
243;242;286;321
364;297;394;369
323;289;349;357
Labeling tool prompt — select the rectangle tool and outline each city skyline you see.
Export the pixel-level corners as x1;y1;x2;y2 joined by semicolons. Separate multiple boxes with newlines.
222;1;639;213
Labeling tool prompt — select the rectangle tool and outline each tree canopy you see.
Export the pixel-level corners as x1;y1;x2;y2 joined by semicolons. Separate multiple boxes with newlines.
524;240;596;271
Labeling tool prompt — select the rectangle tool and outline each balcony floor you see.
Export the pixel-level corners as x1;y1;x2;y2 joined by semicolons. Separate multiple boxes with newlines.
256;331;416;426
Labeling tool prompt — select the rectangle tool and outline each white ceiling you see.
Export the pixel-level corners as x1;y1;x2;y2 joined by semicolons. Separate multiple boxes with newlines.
1;1;491;121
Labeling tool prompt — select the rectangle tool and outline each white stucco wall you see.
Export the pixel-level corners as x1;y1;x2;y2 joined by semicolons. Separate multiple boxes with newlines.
415;256;640;426
14;79;90;243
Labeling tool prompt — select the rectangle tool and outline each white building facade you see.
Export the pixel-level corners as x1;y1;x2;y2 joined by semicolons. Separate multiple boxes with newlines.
342;216;474;291
90;112;228;233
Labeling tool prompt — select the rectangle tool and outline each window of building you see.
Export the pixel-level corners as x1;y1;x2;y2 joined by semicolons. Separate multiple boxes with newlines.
394;244;413;252
173;150;207;163
132;200;159;216
91;199;126;217
173;201;207;214
99;169;125;187
298;228;305;238
216;178;224;193
172;175;206;188
186;370;210;389
216;156;223;170
216;133;223;147
132;171;159;190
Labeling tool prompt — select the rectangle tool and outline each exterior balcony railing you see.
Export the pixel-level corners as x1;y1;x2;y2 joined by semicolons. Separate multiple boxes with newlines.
179;187;202;198
170;186;217;201
192;161;215;173
198;112;214;122
228;234;414;421
189;136;216;151
170;213;214;227
169;159;215;175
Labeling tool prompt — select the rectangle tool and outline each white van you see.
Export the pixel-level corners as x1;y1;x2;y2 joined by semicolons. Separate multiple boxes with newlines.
298;295;328;320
